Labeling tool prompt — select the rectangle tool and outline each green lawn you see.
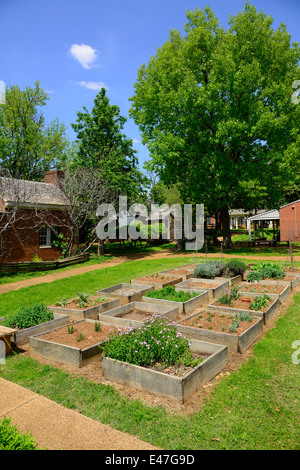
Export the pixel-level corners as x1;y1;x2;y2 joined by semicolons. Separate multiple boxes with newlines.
0;287;299;449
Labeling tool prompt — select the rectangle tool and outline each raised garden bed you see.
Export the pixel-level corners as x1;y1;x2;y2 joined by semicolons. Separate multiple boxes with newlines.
29;319;123;367
101;319;227;403
215;274;243;285
158;266;194;280
98;301;179;327
174;278;230;299
142;285;209;315
96;283;154;305
208;292;279;325
177;310;263;353
0;312;69;347
238;281;290;304
130;273;183;290
47;294;120;321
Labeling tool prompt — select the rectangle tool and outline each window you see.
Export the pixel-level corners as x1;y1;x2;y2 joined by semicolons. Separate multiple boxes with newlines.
39;226;51;248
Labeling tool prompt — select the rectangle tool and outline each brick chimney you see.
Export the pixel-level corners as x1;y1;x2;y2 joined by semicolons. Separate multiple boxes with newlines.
44;170;65;187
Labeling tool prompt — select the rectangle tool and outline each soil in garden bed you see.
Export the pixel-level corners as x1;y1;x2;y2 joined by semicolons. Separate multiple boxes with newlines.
184;281;221;289
149;352;209;377
214;297;273;311
180;310;258;335
263;275;297;283
50;295;111;311
38;322;123;349
133;274;181;283
117;309;156;321
167;268;193;275
240;283;286;295
112;287;142;296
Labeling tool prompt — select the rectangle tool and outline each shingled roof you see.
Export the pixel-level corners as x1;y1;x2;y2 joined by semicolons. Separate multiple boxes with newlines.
0;176;68;211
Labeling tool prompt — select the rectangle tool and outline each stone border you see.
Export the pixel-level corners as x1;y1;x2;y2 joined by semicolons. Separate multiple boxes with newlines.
208;293;279;325
142;290;209;315
97;301;180;327
0;313;70;347
102;339;228;403
47;297;120;321
174;278;229;299
29;319;112;368
96;283;154;305
176;311;263;353
238;281;290;304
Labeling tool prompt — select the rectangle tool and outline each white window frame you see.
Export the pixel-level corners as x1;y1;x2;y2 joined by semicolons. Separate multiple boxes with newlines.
39;226;51;248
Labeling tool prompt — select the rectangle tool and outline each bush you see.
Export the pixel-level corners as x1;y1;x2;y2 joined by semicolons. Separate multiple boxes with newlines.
1;304;53;330
193;260;225;279
247;270;264;282
247;262;284;282
145;285;198;302
223;259;247;276
0;417;38;450
102;315;202;368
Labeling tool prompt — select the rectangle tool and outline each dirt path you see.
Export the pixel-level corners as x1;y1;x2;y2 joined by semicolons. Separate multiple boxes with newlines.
0;250;298;294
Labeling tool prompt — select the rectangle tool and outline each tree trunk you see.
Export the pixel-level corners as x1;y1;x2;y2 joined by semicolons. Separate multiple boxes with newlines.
220;205;232;249
97;239;104;256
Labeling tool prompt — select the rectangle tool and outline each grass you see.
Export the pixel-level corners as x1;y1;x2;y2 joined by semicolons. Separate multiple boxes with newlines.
0;257;195;317
0;253;114;286
0;289;299;450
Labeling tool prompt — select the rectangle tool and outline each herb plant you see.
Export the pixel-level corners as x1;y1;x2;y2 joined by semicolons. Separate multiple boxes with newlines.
145;285;198;302
102;314;203;368
1;304;53;330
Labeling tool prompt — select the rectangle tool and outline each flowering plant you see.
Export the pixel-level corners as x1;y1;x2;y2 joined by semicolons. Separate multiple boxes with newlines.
102;314;202;368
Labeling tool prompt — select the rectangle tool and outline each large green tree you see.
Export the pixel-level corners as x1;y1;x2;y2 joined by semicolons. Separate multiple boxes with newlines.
0;81;69;181
71;88;147;204
129;3;300;247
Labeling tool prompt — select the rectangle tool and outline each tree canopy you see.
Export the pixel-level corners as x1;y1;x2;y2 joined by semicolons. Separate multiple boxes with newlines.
71;88;148;205
129;3;300;246
0;81;69;181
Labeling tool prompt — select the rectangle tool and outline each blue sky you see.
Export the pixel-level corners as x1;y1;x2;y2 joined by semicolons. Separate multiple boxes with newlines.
1;0;299;172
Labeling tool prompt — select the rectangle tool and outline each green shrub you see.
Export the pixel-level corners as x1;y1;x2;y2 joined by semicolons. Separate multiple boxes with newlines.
247;262;284;282
247;270;264;282
218;282;240;305
224;259;247;276
102;315;202;368
0;417;38;450
249;294;271;311
1;304;53;329
145;285;198;302
193;260;225;279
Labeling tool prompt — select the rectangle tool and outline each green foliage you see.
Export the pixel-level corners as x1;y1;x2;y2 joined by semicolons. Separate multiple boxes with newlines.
0;81;69;180
248;262;284;281
218;283;240;305
193;260;225;279
249;294;271;311
223;259;247;276
129;4;300;238
75;293;91;308
71;87;147;203
145;285;198;302
0;417;38;450
94;321;101;332
103;315;202;368
55;298;71;307
1;304;53;329
68;325;74;334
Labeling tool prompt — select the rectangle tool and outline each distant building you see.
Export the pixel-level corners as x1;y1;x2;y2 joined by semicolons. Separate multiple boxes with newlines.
0;170;71;262
279;200;300;242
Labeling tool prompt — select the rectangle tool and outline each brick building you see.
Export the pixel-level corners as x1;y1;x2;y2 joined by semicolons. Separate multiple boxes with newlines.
279;200;300;243
0;170;71;262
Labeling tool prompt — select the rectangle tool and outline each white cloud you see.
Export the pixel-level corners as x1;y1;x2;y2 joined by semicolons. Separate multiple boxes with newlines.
0;80;5;104
132;138;139;144
69;43;98;69
75;81;108;91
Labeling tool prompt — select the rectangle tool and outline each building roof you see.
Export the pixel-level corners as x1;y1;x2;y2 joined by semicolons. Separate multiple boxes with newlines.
247;209;280;221
280;199;300;209
0;177;67;211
